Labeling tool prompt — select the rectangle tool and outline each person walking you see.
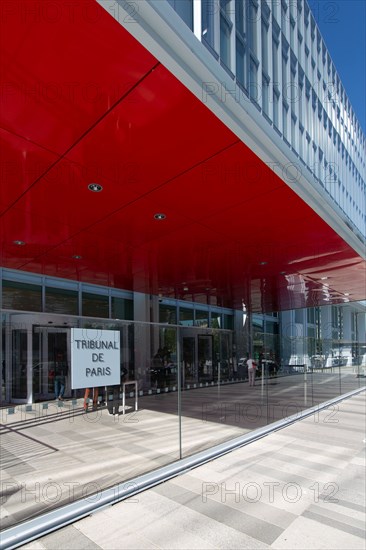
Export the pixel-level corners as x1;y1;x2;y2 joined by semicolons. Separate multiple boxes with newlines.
247;355;257;387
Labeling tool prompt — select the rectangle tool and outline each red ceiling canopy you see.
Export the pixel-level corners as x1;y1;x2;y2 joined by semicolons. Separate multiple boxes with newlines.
0;0;364;311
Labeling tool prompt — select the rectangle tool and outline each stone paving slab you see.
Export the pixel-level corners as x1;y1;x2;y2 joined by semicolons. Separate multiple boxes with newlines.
18;391;365;550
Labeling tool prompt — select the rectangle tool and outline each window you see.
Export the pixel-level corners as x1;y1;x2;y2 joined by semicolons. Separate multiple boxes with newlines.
235;0;245;35
202;0;215;50
273;88;280;128
82;292;109;318
282;48;288;98
195;310;209;327
272;34;279;88
261;19;269;74
291;113;297;149
112;297;133;320
282;101;289;140
220;10;232;68
299;125;304;159
179;307;194;326
248;0;258;55
236;38;246;88
2;280;42;311
249;57;259;102
167;0;193;30
159;304;177;324
262;74;270;116
45;287;78;315
223;314;234;330
211;311;222;328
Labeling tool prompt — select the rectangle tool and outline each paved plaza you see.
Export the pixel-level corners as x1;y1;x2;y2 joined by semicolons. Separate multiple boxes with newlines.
0;374;364;548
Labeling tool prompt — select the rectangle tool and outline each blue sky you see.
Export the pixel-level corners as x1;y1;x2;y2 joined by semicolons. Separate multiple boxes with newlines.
312;0;366;133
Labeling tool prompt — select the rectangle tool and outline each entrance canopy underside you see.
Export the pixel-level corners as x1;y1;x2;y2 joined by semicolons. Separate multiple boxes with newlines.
0;0;365;312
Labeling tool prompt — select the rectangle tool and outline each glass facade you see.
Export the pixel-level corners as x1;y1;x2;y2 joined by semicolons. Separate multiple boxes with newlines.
1;0;366;536
1;281;366;527
1;268;365;530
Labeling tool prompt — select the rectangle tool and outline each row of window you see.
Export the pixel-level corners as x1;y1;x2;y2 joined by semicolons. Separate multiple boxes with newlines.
167;0;365;238
1;280;134;320
0;275;234;330
159;303;234;328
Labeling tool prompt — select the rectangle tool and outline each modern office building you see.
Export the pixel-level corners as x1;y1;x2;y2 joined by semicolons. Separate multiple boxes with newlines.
0;0;365;541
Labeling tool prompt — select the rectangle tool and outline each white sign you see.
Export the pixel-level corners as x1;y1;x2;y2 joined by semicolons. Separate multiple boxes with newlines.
71;328;120;389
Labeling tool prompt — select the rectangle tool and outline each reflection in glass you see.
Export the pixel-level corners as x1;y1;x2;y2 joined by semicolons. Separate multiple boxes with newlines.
45;287;78;315
12;329;28;399
3;280;42;312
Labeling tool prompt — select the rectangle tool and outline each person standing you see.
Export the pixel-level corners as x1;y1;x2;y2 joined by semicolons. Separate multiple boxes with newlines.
247;355;257;387
83;387;99;411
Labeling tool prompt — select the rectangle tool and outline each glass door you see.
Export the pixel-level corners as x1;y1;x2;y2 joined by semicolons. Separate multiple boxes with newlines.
11;328;29;400
198;335;213;382
182;336;196;385
33;327;70;401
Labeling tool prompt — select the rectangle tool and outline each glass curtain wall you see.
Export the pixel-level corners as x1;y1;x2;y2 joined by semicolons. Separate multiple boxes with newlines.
1;306;364;531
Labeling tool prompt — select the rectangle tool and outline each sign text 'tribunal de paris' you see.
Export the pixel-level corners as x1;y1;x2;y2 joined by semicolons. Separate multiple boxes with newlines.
71;328;120;389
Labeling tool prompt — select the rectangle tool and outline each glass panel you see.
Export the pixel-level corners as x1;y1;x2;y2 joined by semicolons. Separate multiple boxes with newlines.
211;312;222;328
179;307;194;326
199;335;213;382
236;38;245;87
261;21;268;73
2;304;364;532
220;15;231;68
150;327;178;390
82;292;109;318
249;0;257;54
33;328;69;401
181;330;214;458
11;329;28;399
262;75;269;116
195;310;208;328
235;0;244;35
223;314;233;330
182;336;196;384
202;0;215;48
249;58;258;101
45;287;78;315
167;0;193;29
159;304;177;324
1;313;6;403
2;280;42;312
111;297;133;320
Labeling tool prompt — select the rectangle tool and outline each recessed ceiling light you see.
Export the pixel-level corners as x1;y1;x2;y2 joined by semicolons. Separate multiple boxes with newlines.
259;261;267;265
72;254;82;259
13;240;25;246
88;183;103;192
154;213;166;220
183;286;189;291
280;271;286;275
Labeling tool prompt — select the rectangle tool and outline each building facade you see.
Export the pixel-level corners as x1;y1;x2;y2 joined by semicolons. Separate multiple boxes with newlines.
0;0;365;535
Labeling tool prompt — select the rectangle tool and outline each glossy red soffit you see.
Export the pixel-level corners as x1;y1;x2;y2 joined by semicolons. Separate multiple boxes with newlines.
0;0;365;312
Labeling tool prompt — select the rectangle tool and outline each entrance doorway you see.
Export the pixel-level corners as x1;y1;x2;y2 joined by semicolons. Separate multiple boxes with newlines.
181;332;214;385
5;313;73;403
32;327;70;401
181;330;233;386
